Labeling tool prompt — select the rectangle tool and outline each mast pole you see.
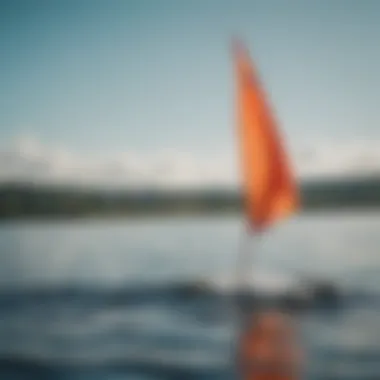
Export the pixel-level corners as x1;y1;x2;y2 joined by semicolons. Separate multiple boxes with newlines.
235;220;257;327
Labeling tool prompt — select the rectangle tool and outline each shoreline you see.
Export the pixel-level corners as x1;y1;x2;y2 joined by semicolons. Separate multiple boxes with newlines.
1;207;380;224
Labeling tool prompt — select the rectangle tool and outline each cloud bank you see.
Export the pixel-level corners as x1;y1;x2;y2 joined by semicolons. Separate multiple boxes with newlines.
1;136;380;190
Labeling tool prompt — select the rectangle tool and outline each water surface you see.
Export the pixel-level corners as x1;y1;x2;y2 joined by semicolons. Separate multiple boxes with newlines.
0;213;379;379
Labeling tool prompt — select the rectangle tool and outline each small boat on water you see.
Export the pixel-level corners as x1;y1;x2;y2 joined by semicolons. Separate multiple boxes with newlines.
231;40;302;380
177;274;341;311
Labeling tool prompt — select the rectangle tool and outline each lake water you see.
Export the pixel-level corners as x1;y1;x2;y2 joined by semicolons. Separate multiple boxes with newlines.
0;213;379;379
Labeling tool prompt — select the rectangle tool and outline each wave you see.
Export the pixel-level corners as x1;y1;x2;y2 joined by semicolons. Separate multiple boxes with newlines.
0;279;378;312
0;281;378;380
0;349;380;380
0;283;376;313
0;347;231;379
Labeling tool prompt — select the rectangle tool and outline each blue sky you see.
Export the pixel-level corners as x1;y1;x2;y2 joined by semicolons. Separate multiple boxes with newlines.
1;0;380;187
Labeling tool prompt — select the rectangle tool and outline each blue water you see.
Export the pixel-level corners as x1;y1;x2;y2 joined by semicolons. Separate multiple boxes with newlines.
0;214;379;379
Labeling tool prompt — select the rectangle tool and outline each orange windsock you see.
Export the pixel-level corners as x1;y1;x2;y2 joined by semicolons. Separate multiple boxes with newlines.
234;42;298;231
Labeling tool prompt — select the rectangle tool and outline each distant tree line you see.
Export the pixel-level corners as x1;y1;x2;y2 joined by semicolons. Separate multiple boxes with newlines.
1;177;380;219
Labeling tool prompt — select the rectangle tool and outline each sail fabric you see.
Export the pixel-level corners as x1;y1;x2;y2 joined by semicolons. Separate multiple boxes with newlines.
234;42;298;230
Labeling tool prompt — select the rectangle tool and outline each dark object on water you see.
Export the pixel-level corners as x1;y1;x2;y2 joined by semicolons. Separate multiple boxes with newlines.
175;280;212;299
281;279;341;311
177;277;341;312
309;280;341;308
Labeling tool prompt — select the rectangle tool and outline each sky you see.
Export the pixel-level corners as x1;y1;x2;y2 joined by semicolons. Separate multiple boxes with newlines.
1;0;380;188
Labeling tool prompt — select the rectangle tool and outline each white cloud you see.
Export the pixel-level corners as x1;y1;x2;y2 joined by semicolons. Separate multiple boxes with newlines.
0;136;237;190
1;136;380;189
294;138;380;179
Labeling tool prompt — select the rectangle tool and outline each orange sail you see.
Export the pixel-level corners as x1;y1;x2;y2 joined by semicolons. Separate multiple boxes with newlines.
234;42;298;231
